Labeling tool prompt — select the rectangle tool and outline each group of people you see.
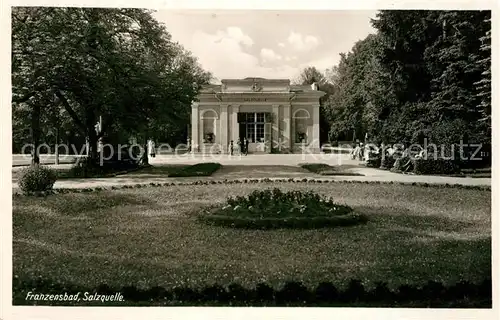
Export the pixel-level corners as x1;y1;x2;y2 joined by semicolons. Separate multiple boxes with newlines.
351;141;431;173
229;137;250;156
351;142;399;161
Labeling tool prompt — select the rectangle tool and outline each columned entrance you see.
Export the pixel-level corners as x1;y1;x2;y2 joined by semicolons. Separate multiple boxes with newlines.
191;77;325;154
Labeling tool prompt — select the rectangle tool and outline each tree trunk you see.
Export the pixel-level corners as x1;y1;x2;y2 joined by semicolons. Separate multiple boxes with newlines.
31;104;40;165
54;126;59;165
141;136;149;165
87;127;99;164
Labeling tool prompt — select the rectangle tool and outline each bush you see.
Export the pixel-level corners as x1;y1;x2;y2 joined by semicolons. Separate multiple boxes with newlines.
198;188;365;229
413;158;460;175
18;165;57;194
168;163;222;177
365;153;381;168
380;155;396;170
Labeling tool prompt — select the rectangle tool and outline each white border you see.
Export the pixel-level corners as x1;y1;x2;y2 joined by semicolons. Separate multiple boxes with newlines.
1;1;498;320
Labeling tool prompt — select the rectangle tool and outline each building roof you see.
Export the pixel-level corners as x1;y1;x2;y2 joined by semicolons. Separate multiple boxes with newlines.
200;78;322;94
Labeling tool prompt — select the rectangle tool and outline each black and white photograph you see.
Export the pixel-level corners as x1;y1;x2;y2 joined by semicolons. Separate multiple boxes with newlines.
2;0;497;319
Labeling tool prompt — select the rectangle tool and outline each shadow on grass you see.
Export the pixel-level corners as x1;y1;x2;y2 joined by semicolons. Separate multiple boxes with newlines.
13;191;154;216
356;206;479;233
12;188;491;292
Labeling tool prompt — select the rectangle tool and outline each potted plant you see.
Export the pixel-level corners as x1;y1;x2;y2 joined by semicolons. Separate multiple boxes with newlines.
297;132;307;143
205;132;215;144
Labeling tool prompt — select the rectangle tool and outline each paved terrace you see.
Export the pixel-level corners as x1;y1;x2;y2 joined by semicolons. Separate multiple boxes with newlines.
10;153;491;189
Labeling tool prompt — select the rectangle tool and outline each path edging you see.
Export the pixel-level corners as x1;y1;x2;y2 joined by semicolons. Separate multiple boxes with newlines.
12;178;491;197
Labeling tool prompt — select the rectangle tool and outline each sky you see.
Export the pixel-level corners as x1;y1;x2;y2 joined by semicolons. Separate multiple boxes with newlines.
153;10;378;82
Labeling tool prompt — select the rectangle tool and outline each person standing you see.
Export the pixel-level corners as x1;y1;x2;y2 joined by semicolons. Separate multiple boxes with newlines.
236;138;242;155
148;139;156;158
244;137;249;156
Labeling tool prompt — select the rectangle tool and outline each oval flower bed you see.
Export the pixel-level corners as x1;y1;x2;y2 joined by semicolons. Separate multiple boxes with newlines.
198;188;367;229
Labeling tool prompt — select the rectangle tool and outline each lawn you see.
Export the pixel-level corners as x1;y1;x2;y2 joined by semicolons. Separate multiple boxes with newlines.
12;183;491;297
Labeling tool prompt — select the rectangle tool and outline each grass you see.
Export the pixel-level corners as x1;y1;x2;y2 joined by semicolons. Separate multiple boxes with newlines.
12;182;491;294
300;163;364;176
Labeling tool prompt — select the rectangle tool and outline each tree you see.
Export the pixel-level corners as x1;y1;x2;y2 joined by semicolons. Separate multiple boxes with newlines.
295;66;337;144
12;7;211;165
475;15;491;142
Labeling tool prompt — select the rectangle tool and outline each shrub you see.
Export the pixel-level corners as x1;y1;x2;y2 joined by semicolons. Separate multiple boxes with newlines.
18;165;57;194
365;152;381;168
413;158;460;175
380;155;396;170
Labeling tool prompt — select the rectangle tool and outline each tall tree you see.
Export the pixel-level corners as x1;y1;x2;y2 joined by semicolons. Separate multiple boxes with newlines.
475;15;491;142
12;7;211;164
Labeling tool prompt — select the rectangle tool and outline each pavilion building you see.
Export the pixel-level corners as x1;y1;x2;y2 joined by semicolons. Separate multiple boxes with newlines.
190;77;325;154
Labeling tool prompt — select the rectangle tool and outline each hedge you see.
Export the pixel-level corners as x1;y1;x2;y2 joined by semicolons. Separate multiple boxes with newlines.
13;277;492;307
413;158;460;175
168;163;222;177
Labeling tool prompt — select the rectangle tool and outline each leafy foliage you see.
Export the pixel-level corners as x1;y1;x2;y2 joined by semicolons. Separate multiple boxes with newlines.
413;158;460;175
11;8;212;162
221;188;354;218
198;188;363;229
306;11;491;146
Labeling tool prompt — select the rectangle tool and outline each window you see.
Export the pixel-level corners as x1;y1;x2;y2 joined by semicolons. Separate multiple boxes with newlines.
201;110;217;144
293;109;310;143
256;123;265;142
239;112;269;143
247;124;255;142
256;113;265;123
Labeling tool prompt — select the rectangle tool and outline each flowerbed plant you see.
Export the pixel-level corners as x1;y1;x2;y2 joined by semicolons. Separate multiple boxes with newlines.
198;188;367;229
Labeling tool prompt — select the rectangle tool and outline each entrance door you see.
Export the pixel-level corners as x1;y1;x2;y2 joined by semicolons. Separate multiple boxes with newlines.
237;112;270;153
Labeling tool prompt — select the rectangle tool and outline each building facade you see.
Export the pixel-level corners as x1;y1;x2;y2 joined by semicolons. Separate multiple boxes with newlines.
190;78;325;154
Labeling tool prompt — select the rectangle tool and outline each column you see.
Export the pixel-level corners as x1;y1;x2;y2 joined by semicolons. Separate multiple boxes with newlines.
283;103;291;152
191;102;199;152
312;104;320;152
272;104;280;152
231;105;240;142
220;104;229;153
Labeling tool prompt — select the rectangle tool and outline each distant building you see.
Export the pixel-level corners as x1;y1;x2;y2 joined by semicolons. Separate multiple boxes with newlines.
190;78;325;154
